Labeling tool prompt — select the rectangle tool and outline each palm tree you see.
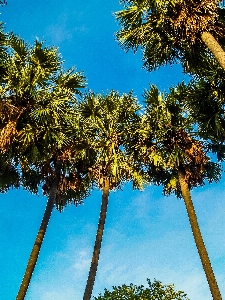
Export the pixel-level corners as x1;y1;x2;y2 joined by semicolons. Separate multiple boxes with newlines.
115;0;225;71
0;33;87;299
134;86;222;300
79;91;144;300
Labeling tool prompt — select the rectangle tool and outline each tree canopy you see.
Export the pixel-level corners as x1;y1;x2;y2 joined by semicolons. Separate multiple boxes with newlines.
93;279;189;300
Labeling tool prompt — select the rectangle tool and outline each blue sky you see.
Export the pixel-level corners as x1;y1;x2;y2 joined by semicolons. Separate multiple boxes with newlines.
0;1;224;299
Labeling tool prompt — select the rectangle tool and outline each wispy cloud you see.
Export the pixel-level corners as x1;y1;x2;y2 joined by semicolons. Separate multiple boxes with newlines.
43;11;89;46
72;249;91;273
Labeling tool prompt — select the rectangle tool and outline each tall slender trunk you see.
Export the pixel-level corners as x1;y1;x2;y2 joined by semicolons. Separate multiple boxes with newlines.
16;160;62;300
201;31;225;71
178;167;222;300
83;179;110;300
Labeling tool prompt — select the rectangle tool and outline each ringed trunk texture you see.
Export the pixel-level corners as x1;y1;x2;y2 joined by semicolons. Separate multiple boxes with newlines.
16;160;62;300
201;31;225;71
83;179;110;300
178;168;222;300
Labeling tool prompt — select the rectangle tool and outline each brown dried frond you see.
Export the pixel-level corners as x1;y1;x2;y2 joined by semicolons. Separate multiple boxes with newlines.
88;161;131;190
0;100;20;121
0;120;18;152
185;139;208;185
59;147;79;161
58;172;82;192
88;163;111;189
163;128;192;152
55;172;84;206
185;140;208;165
163;127;208;185
42;171;84;205
172;0;223;43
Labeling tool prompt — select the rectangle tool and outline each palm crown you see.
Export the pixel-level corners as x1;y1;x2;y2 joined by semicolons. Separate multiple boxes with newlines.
79;90;144;190
115;0;225;71
1;34;85;159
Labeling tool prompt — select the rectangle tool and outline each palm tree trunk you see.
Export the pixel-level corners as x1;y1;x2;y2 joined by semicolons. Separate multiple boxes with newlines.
83;179;110;300
201;31;225;71
16;160;62;300
178;167;222;300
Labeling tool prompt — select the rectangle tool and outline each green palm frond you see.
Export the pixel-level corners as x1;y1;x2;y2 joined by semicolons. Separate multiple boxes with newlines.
78;91;143;191
8;33;28;60
31;40;61;72
0;22;7;62
55;68;86;94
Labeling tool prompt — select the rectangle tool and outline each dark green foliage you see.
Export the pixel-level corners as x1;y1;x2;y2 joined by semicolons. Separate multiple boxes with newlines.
166;71;225;161
0;157;20;192
21;167;43;194
93;278;189;300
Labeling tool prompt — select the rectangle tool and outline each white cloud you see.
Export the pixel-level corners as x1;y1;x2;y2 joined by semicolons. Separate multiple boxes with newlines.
72;250;91;273
39;289;76;300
